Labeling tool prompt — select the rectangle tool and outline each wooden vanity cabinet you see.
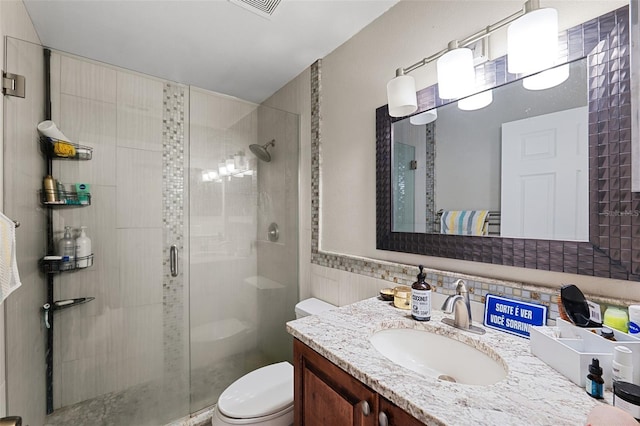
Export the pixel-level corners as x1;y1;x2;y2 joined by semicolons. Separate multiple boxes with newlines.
294;339;424;426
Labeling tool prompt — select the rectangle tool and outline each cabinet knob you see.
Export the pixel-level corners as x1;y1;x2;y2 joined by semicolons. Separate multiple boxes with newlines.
361;400;371;416
379;411;389;426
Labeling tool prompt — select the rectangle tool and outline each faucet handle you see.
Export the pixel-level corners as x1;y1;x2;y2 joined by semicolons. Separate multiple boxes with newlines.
454;279;467;294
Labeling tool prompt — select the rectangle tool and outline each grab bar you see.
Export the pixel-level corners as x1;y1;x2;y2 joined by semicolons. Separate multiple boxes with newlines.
170;245;178;277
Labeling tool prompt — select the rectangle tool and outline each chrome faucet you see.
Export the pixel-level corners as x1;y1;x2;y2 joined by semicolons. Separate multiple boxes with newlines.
441;279;485;335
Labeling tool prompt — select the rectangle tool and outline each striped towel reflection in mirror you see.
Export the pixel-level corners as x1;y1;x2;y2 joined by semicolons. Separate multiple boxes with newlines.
440;210;490;236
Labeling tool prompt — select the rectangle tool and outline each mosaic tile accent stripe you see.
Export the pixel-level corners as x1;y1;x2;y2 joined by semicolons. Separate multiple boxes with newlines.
310;8;637;321
311;61;321;255
424;123;436;233
162;82;187;396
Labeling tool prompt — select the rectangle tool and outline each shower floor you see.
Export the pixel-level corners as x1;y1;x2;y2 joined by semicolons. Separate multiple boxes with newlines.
45;349;270;426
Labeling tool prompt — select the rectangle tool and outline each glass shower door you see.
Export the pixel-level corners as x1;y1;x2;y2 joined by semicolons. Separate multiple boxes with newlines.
393;142;416;232
188;88;299;412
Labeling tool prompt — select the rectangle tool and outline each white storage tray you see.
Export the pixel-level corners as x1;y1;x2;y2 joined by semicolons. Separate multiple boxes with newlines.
530;318;640;389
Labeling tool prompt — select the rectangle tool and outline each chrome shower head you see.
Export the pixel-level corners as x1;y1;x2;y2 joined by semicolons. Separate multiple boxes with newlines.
249;139;275;162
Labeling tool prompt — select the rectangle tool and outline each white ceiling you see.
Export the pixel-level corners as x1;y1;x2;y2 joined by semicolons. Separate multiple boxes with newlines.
23;0;398;103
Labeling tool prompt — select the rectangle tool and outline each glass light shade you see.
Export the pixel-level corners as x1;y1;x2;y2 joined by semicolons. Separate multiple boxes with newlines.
457;90;493;111
409;109;438;125
523;63;569;90
507;8;558;74
226;156;235;172
234;152;245;170
436;48;475;99
387;75;418;117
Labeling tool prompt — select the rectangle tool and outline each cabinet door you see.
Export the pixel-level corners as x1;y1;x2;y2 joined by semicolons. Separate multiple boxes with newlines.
294;339;377;426
379;397;424;426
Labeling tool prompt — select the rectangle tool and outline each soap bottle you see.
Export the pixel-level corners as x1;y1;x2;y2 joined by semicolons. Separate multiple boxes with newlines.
43;175;57;203
58;226;75;265
586;358;604;399
75;226;92;268
411;265;431;321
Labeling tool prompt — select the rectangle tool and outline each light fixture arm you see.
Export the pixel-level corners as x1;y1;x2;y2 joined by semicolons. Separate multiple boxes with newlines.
394;0;540;77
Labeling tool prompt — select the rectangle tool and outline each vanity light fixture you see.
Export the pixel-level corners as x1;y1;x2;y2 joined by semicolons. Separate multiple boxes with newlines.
409;108;438;125
436;41;476;99
457;89;493;111
203;151;252;182
522;63;570;90
507;2;558;74
218;162;228;177
386;0;558;117
225;155;236;173
386;68;418;117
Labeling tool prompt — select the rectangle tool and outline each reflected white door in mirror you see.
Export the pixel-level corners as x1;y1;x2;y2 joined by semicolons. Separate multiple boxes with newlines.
501;107;588;241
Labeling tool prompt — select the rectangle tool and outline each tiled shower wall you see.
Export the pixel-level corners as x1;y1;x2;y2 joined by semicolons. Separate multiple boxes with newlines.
49;52;189;420
161;83;189;412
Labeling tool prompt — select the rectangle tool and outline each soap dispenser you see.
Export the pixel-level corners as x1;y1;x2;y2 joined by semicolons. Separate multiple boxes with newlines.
75;226;92;268
411;265;431;321
58;226;75;263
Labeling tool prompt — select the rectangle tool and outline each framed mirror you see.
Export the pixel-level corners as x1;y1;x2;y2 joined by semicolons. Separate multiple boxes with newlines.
376;4;640;280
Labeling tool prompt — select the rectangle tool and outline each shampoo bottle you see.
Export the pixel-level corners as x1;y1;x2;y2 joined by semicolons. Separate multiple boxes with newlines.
411;265;431;321
58;226;75;263
75;226;92;268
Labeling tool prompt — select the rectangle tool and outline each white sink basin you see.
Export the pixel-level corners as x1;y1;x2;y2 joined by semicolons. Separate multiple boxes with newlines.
369;328;507;385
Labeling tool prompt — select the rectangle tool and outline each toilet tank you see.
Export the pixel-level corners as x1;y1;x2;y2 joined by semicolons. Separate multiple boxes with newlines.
295;298;336;319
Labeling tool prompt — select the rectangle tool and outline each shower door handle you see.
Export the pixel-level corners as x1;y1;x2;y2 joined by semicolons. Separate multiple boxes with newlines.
170;245;178;277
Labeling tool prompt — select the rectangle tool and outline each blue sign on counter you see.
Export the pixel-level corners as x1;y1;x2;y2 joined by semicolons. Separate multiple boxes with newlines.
484;294;547;338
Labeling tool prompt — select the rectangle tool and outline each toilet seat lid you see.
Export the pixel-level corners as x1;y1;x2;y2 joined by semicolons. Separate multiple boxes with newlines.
217;361;294;419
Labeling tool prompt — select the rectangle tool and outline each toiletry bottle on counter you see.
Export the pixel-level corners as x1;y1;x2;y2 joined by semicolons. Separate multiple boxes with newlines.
586;358;604;399
629;305;640;335
75;226;91;268
600;327;617;341
604;306;629;333
411;265;431;321
613;381;640;420
612;346;634;384
58;226;75;263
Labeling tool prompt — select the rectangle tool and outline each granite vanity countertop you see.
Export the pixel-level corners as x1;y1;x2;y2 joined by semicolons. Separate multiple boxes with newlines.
286;297;607;425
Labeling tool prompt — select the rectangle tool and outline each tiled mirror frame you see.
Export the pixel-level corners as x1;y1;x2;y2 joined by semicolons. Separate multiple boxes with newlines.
376;5;640;281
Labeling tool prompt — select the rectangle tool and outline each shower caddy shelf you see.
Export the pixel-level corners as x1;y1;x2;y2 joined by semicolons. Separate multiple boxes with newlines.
39;137;93;206
39;189;92;206
39;136;93;160
38;254;94;273
39;52;95;415
39;139;95;273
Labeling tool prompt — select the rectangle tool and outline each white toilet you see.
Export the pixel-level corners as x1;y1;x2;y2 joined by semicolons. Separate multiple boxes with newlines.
211;297;336;426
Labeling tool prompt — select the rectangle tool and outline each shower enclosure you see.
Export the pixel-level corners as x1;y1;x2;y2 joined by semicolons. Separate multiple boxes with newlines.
3;39;299;425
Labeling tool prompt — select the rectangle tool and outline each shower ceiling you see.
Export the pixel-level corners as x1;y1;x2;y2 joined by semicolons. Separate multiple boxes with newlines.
22;0;398;103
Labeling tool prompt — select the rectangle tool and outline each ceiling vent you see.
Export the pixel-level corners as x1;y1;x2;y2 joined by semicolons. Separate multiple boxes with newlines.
228;0;282;19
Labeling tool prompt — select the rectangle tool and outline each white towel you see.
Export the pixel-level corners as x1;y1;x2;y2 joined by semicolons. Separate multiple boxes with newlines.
0;212;21;304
